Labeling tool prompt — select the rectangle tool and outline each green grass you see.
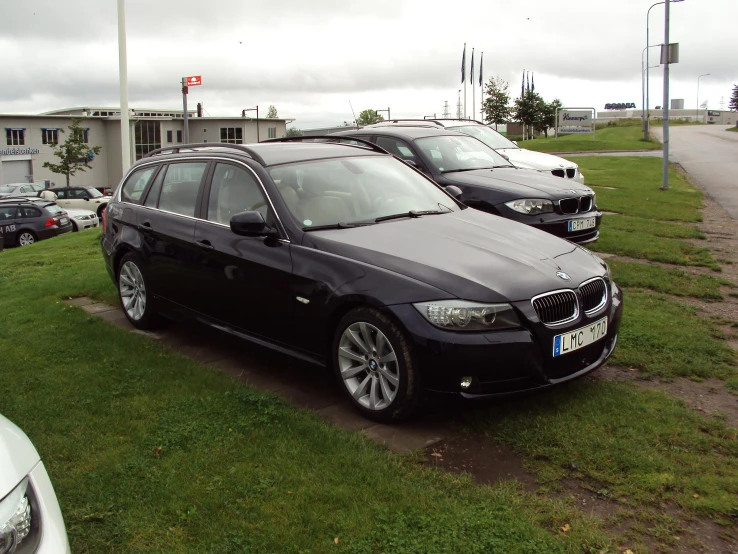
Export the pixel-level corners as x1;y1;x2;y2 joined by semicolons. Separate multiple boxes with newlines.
610;291;736;379
610;260;728;299
727;127;738;133
521;126;661;153
0;232;618;553
603;215;705;240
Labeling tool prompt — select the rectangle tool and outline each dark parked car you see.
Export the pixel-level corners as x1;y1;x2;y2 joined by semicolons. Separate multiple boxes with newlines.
101;141;622;421
0;197;73;247
332;127;601;244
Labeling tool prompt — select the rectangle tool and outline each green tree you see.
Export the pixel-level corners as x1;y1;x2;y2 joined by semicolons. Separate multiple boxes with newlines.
729;84;738;112
266;105;278;118
356;109;384;126
285;127;303;137
536;98;562;138
513;91;545;140
42;118;101;187
481;77;511;129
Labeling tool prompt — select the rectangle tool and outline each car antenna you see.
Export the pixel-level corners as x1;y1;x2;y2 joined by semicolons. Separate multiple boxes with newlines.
348;100;357;127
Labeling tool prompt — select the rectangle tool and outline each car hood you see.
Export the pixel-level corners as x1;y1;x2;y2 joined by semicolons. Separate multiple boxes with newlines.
497;148;578;171
63;208;97;217
0;415;40;498
305;208;607;303
442;168;594;199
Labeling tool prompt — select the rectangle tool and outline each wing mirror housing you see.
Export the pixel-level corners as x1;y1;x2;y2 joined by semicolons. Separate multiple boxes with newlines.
512;141;518;146
230;211;276;237
445;185;463;199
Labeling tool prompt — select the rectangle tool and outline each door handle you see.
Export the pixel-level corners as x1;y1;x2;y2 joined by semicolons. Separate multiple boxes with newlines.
195;239;214;251
138;222;153;234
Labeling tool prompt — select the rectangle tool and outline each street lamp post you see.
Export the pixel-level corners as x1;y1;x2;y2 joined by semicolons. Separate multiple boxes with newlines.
697;73;710;123
117;0;131;172
242;106;259;142
376;107;391;121
641;45;660;135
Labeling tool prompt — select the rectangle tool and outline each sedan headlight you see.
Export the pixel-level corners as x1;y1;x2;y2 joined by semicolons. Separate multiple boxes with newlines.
414;300;521;331
0;478;32;554
505;199;554;215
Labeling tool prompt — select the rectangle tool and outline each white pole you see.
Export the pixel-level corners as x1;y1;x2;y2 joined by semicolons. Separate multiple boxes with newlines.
661;0;670;190
117;0;131;173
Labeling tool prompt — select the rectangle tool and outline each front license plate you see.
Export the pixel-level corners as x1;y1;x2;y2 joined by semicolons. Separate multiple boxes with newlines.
60;218;69;225
568;217;596;232
553;317;608;357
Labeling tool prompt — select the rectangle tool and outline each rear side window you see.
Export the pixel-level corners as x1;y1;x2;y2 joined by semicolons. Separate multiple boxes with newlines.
121;166;157;204
158;162;207;217
20;207;41;218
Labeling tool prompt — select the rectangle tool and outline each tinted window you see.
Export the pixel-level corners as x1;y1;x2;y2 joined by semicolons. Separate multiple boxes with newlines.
376;137;417;162
0;206;18;220
143;166;166;208
20;207;41;218
121;166;157;204
158;162;206;217
207;163;267;225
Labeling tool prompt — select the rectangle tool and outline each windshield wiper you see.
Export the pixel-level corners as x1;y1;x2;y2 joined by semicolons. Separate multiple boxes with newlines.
441;166;512;173
302;222;374;232
374;209;449;223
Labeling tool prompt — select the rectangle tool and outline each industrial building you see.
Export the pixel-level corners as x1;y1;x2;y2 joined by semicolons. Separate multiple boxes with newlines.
0;107;292;186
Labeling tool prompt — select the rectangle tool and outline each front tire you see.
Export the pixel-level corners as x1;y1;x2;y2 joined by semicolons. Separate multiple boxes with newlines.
117;253;159;329
16;231;36;246
333;307;421;422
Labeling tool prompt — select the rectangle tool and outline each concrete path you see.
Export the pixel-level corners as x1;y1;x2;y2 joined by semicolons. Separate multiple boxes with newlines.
651;125;738;219
65;297;450;453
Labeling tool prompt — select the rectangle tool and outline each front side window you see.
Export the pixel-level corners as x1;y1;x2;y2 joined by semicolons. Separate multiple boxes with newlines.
451;125;518;150
121;166;157;204
71;189;89;199
207;163;267;225
158;162;207;217
220;127;243;144
376;137;417;163
55;189;68;199
84;187;103;198
268;155;459;228
6;129;24;146
415;135;513;173
42;129;59;145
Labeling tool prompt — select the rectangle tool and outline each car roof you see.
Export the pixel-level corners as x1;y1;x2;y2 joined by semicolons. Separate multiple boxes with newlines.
0;197;55;208
332;126;470;140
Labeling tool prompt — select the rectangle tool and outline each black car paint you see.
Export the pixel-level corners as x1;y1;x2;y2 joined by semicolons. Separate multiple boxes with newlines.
102;144;622;398
331;128;602;243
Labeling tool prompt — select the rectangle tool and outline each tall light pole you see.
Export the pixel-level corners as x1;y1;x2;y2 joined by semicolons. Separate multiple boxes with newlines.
697;73;710;122
645;0;684;140
641;45;660;136
117;0;131;172
376;107;391;121
661;0;671;191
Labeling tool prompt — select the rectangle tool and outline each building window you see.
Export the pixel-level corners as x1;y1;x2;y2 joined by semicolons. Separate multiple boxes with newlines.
176;130;183;143
41;128;59;145
220;127;243;144
267;127;277;139
166;130;173;143
6;128;24;146
134;120;161;160
83;128;89;143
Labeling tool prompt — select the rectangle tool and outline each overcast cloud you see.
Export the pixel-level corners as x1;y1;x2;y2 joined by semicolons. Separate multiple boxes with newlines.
1;0;736;128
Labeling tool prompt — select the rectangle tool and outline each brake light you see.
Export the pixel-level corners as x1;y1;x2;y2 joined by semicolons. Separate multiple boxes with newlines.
44;217;56;227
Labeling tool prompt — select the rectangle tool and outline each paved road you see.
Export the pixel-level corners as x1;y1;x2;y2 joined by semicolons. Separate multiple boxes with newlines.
652;125;738;219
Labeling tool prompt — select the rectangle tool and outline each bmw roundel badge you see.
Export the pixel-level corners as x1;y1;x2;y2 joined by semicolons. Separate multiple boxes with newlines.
556;271;571;281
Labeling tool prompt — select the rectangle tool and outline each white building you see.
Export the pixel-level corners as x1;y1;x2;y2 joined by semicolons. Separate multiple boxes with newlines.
0;107;292;186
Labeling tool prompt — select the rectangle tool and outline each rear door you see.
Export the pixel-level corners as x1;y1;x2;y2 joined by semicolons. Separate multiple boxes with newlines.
192;161;293;342
0;205;19;246
137;161;208;308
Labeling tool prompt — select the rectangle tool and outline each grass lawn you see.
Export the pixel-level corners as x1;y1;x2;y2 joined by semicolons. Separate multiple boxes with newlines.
609;260;728;299
520;126;661;153
727;127;738;133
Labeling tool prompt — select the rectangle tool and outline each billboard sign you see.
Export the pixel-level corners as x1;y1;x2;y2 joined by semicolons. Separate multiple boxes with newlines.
558;110;593;134
185;75;202;86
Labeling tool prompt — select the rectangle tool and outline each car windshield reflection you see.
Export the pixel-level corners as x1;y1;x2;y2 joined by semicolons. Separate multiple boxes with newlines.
415;135;514;174
451;125;519;150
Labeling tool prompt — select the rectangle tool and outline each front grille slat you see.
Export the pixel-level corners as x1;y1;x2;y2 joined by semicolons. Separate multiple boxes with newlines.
566;168;576;179
551;169;565;178
580;196;593;212
532;290;578;325
559;198;579;214
579;278;607;314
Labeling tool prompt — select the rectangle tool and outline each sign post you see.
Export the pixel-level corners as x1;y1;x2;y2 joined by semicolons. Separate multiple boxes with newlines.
181;75;202;144
555;107;596;140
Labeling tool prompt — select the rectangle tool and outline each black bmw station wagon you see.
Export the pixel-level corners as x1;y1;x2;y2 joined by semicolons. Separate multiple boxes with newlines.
101;140;622;421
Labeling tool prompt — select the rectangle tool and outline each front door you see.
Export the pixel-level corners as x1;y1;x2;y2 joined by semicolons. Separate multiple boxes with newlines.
192;161;293;343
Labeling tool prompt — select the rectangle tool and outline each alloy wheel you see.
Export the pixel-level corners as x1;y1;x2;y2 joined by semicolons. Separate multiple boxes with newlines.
338;322;400;410
18;232;35;246
119;261;147;321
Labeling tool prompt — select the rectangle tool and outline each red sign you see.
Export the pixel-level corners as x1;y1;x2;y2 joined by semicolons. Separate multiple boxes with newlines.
185;75;202;86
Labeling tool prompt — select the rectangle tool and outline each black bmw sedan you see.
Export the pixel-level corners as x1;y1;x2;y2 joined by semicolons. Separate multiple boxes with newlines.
332;127;602;244
101;140;622;421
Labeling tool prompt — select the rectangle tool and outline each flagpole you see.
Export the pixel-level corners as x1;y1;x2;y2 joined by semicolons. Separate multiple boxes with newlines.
471;48;475;120
463;44;467;119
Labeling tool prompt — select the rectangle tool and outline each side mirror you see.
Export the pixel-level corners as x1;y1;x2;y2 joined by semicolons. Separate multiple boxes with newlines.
446;185;463;199
83;197;90;201
500;153;510;161
512;141;518;146
230;210;275;237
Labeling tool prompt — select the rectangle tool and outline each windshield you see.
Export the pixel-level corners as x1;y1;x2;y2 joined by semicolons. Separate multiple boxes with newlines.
450;125;519;150
269;156;460;228
415;135;513;173
84;187;103;198
0;185;19;193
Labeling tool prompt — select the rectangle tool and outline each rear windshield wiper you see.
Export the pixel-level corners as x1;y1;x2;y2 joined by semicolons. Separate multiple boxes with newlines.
374;209;449;223
302;222;374;231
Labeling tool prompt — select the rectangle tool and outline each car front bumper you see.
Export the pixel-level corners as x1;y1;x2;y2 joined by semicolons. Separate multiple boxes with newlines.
495;205;602;244
27;461;72;554
387;282;623;397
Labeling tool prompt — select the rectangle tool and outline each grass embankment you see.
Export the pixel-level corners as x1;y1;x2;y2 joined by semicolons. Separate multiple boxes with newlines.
728;127;738;133
521;125;661;153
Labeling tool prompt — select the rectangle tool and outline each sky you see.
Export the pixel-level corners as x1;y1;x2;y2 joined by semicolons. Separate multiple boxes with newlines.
1;0;736;129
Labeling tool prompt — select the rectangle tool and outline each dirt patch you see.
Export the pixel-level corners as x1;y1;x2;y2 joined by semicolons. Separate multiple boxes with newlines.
593;365;738;429
425;435;537;491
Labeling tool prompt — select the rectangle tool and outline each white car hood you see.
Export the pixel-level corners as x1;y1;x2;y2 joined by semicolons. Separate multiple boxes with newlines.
0;415;40;498
498;147;577;171
63;208;97;218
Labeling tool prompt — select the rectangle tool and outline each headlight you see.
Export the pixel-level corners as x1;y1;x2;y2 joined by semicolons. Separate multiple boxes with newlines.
505;199;554;215
0;478;32;554
414;300;521;331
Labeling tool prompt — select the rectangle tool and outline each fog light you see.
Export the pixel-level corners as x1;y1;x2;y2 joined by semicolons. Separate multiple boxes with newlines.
460;376;473;390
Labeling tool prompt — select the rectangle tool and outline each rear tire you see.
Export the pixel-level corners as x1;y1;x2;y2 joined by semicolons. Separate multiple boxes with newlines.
117;252;159;329
332;307;421;422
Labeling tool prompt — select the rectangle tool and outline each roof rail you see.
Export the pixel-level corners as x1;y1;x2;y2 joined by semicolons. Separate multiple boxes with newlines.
261;136;389;156
364;119;444;128
142;143;266;165
430;118;488;126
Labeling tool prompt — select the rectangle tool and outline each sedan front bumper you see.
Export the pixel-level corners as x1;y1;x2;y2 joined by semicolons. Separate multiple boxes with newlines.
494;204;602;244
387;283;623;397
